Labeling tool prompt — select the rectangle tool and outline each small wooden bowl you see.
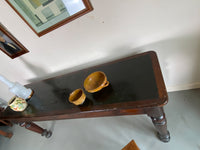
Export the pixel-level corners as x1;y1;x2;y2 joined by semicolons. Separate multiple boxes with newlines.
68;89;86;105
84;71;109;93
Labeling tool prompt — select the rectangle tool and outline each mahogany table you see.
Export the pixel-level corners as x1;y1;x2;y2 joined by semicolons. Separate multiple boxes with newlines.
0;51;170;142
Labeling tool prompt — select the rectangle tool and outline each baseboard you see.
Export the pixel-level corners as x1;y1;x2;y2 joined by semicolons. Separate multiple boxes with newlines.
167;82;200;92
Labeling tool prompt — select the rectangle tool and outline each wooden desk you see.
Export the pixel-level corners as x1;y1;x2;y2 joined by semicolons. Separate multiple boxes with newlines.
0;51;170;142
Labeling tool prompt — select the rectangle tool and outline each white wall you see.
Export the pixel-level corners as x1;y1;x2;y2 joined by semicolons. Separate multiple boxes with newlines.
0;0;200;101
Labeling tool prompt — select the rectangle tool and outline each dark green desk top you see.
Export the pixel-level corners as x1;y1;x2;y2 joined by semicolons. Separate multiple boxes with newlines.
0;51;168;121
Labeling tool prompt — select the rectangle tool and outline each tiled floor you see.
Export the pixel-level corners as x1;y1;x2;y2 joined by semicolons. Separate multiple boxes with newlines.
0;89;200;150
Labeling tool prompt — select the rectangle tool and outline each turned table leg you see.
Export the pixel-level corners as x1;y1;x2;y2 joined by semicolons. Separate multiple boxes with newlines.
0;120;13;138
0;130;13;138
19;122;52;138
0;120;13;127
146;107;170;142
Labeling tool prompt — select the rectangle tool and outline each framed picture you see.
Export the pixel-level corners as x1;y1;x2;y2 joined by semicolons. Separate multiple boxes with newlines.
0;23;29;59
6;0;93;37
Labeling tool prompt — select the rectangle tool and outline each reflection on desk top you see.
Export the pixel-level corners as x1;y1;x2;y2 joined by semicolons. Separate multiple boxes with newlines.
0;51;168;121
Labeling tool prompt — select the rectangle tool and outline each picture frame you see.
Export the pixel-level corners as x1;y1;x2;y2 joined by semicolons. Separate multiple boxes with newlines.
6;0;93;37
0;23;29;59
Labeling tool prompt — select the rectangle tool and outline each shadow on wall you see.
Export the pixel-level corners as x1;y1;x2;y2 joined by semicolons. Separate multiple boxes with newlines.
20;49;139;84
129;32;200;91
20;32;200;91
19;57;48;78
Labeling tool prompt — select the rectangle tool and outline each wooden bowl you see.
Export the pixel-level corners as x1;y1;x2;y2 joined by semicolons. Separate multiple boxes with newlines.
84;71;109;93
69;89;86;105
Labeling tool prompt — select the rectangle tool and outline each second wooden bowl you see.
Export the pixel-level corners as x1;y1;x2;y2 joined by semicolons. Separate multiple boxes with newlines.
84;71;109;93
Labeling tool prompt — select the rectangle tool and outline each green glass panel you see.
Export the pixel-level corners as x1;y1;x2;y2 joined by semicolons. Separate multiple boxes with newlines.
55;0;67;12
28;0;41;9
41;7;55;20
14;0;42;26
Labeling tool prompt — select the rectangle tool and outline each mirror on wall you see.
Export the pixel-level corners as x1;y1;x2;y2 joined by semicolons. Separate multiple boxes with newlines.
6;0;93;36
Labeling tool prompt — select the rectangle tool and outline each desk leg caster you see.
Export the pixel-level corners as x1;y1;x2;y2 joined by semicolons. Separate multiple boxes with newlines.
147;107;170;143
42;129;52;138
19;122;52;138
157;130;170;143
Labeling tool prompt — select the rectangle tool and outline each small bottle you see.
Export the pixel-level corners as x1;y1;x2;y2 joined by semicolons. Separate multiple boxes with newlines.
0;75;33;100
